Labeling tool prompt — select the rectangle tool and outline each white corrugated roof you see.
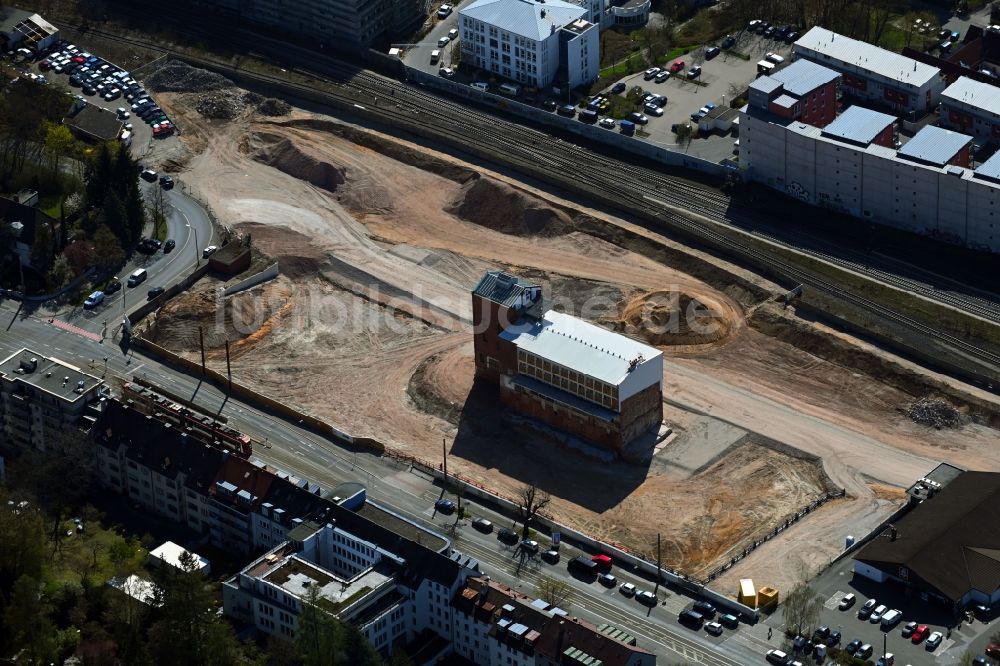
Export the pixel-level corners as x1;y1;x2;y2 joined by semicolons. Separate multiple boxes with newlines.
500;309;661;385
771;59;841;96
794;26;940;88
822;105;897;145
942;76;1000;117
897;125;971;166
460;0;586;41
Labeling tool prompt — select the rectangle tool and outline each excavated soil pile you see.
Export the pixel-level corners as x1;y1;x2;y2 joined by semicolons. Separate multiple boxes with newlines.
905;397;966;429
257;98;291;116
245;131;347;193
612;289;736;346
146;59;233;93
445;178;572;236
237;222;328;280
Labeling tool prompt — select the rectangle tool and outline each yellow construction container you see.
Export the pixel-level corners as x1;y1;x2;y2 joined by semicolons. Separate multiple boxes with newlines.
757;586;779;610
738;579;757;608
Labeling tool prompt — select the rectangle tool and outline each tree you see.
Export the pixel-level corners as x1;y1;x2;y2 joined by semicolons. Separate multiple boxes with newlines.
30;220;54;274
101;192;128;247
534;575;573;609
85;142;114;209
42;121;75;178
782;583;822;637
3;575;57;665
92;224;124;271
126;181;147;244
63;240;96;276
675;123;694;148
46;254;72;291
295;585;339;666
516;483;550;540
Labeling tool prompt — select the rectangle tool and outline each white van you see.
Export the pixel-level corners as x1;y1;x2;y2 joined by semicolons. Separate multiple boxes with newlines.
126;268;147;287
430;49;441;64
498;82;521;96
765;52;785;64
119;130;132;146
880;609;902;629
470;81;490;92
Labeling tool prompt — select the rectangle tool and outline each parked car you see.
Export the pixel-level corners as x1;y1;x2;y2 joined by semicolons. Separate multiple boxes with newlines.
643;66;661;80
557;104;576;118
636;590;657;606
436;3;452;18
159;175;174;189
619;582;636;596
542;100;558;111
471;517;493;532
434;498;455;514
858;598;878;619
628;111;648;125
437;36;450;47
704;621;723;636
497;528;518;545
719;613;738;629
692;600;716;619
870;604;887;622
911;625;930;643
669;59;685;72
202;245;218;258
721;35;736;49
447;28;458;40
926;631;943;650
147;286;165;301
520;539;539;554
705;46;720;59
541;549;560;564
643;102;663;117
875;653;894;666
766;649;788;665
140;169;158;182
812;626;830;642
687;65;702;79
83;291;105;309
598;117;616;129
857;643;873;659
987;644;1000;659
785;31;799;43
163;239;176;253
845;639;862;655
104;280;121;295
972;656;991;666
598;573;616;587
838;593;856;610
828;629;841;645
610;82;626;94
438;66;454;78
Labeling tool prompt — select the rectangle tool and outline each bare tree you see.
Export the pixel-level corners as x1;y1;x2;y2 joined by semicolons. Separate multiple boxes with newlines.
782;583;822;637
534;575;573;609
516;484;551;540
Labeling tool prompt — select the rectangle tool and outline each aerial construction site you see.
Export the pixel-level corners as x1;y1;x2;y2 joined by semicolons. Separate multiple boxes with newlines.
137;60;1000;594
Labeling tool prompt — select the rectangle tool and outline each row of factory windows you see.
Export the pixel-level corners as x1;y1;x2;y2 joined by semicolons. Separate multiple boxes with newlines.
517;350;618;409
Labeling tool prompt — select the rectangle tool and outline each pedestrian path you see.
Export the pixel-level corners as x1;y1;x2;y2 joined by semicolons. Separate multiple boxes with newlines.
49;318;102;342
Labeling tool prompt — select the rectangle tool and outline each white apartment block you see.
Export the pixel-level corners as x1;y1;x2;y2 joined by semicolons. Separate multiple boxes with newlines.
793;26;946;113
459;0;599;89
740;101;999;252
940;76;1000;142
223;521;476;657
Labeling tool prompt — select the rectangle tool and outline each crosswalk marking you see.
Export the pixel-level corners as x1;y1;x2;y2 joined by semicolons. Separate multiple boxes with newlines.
50;318;102;342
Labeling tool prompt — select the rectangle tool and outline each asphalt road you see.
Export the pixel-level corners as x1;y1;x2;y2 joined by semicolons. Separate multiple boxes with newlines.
0;304;764;665
56;182;214;334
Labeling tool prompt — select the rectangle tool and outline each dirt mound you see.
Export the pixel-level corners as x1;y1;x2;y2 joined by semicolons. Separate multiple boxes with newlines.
146;59;233;93
195;89;243;119
905;397;966;429
245;131;346;193
236;222;327;280
611;289;736;346
257;98;291;116
445;178;572;236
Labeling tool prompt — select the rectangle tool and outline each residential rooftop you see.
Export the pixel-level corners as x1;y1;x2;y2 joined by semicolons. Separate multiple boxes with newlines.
821;105;898;146
897;124;972;166
460;0;586;41
0;349;104;403
769;57;842;97
942;75;1000;116
794;26;941;88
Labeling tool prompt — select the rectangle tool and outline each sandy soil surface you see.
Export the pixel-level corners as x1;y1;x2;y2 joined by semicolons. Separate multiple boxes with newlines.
145;90;1000;592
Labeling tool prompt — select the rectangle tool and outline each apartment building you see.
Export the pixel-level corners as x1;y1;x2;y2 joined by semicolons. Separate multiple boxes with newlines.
747;58;842;128
459;0;599;89
0;349;104;452
450;576;656;665
793;26;946;113
940;76;1000;142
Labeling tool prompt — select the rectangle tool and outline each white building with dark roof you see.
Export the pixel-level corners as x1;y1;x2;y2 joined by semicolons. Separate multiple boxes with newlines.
793;26;945;113
940;76;1000;142
459;0;599;89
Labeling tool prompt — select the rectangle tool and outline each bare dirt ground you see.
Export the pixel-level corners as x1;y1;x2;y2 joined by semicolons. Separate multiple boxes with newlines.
145;88;1000;593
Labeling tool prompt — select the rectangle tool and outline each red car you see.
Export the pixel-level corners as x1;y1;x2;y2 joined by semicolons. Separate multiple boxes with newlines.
670;59;685;73
38;59;51;70
591;554;612;571
911;625;930;643
73;55;86;63
987;644;1000;659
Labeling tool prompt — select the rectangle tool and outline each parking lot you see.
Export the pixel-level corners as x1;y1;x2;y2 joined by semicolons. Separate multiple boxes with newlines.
18;43;179;159
764;555;1000;664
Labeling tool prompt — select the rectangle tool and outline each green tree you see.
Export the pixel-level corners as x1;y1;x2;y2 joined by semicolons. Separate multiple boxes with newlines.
296;585;339;666
30;220;54;274
3;575;57;665
101;192;129;247
85;142;114;209
42;121;75;178
92;224;124;271
339;623;382;666
124;181;145;245
146;550;242;665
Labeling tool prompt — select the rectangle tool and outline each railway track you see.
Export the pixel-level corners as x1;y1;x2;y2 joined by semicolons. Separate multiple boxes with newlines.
65;22;1000;378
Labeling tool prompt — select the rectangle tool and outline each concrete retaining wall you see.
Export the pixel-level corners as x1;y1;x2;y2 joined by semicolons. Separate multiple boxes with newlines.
222;262;279;296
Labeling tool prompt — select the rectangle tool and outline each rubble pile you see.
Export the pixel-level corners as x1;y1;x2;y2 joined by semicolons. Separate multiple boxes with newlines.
146;59;233;93
257;97;291;116
194;89;245;119
905;397;964;429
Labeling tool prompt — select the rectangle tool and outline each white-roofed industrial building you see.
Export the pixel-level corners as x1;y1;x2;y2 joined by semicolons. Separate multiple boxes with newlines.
471;271;664;456
940;76;1000;142
149;541;211;575
740;62;997;253
459;0;599;90
793;26;946;113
